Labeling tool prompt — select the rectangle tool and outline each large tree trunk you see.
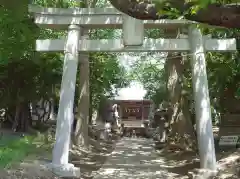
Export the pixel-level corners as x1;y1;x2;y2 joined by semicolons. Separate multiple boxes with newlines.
165;53;197;151
165;30;196;151
73;52;90;148
72;0;98;148
108;0;240;28
11;102;32;132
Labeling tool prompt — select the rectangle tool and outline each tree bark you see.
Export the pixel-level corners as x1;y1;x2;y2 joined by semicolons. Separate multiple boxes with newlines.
12;104;21;132
164;29;196;151
11;102;31;132
72;0;98;148
108;0;240;28
73;48;90;148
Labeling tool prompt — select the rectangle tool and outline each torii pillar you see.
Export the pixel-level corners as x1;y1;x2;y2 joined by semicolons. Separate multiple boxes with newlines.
188;26;217;171
50;24;81;177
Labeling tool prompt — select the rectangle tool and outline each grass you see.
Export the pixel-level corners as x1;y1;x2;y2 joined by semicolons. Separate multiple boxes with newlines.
0;133;52;169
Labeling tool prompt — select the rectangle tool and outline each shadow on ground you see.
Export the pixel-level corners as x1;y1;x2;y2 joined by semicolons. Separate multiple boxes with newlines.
70;135;119;179
0;127;120;179
155;145;240;178
91;136;240;179
92;138;179;179
1;126;240;179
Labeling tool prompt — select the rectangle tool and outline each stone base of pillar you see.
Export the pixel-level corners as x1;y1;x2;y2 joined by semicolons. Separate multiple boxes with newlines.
46;163;80;178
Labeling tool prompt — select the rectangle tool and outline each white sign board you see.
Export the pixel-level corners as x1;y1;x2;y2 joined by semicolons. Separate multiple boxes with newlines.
219;135;239;146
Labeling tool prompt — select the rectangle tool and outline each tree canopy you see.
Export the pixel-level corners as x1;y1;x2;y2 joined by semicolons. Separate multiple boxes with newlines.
108;0;240;28
0;0;129;131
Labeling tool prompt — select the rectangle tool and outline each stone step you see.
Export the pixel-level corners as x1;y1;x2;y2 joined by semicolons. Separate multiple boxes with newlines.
122;120;143;127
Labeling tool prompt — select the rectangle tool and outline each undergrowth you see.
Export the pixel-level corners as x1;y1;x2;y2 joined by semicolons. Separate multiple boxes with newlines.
0;132;54;169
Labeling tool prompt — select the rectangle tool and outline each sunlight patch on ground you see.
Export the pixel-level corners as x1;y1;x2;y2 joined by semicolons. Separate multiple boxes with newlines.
218;153;240;170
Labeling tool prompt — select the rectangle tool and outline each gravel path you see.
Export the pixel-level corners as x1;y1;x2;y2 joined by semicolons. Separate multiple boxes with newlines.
93;137;178;179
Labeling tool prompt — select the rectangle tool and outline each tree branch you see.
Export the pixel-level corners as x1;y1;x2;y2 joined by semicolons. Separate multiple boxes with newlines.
108;0;240;28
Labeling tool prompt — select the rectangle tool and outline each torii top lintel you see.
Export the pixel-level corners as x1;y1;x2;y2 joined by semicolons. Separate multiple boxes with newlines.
28;5;195;29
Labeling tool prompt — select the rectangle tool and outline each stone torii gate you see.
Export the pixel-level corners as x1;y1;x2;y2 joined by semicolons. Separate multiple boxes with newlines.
29;5;236;177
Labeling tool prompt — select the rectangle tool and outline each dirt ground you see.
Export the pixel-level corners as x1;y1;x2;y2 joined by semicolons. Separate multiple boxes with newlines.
0;128;118;179
0;126;240;179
